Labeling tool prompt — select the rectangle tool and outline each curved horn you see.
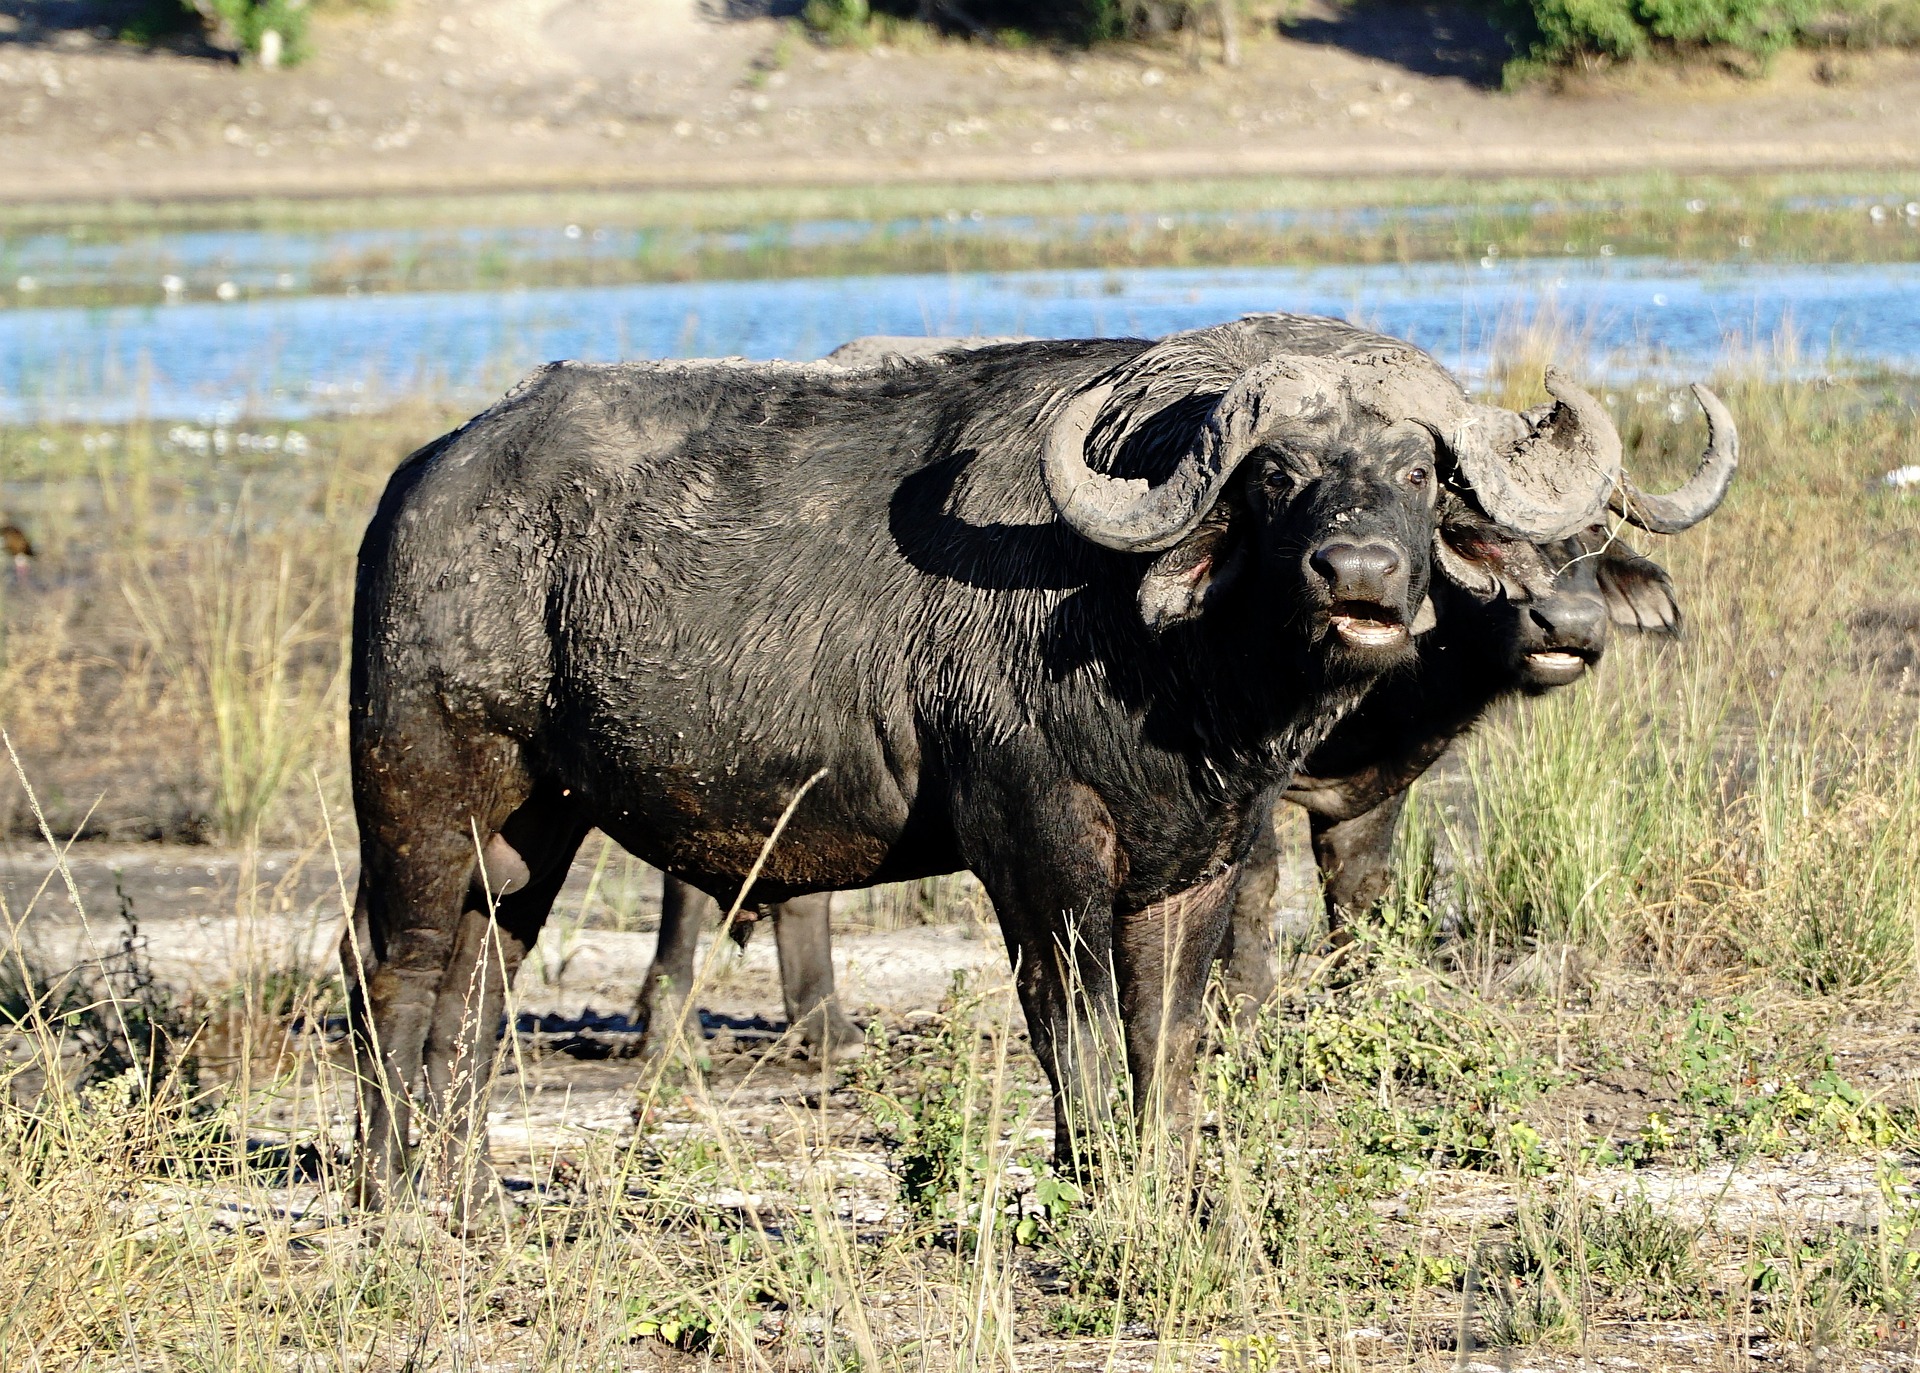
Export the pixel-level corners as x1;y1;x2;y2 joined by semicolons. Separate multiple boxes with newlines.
1042;358;1337;554
1448;368;1622;541
1609;384;1738;534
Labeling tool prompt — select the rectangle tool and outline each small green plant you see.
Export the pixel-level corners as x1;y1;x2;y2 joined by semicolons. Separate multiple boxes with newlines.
1481;1186;1702;1345
802;0;872;41
192;0;309;63
1749;1166;1920;1348
622;1295;718;1349
855;974;1026;1233
1582;1191;1704;1313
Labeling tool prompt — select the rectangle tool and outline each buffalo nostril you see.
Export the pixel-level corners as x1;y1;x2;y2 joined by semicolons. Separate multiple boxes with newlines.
1310;540;1402;590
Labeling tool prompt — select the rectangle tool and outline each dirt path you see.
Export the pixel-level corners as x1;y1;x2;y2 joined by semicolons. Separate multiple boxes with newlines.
6;0;1920;204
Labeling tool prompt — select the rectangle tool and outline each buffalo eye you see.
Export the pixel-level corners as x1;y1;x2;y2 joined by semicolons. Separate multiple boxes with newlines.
1405;463;1431;488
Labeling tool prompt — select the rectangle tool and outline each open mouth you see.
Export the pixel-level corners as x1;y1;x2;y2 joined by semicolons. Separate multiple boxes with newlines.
1525;649;1590;683
1329;602;1409;649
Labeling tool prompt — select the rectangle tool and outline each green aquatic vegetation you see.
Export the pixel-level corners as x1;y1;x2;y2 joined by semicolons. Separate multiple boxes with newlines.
14;172;1920;312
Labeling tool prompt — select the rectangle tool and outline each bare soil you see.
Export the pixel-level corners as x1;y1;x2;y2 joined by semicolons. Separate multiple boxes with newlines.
6;0;1920;203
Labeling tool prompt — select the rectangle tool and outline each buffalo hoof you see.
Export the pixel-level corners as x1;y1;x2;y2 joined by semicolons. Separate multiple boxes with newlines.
793;1001;865;1062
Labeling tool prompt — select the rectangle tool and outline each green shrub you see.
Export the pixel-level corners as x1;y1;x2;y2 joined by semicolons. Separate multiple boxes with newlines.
1497;0;1842;75
122;0;308;64
197;0;310;65
801;0;871;43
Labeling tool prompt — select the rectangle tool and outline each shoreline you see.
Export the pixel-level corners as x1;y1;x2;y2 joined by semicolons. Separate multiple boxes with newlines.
10;137;1920;210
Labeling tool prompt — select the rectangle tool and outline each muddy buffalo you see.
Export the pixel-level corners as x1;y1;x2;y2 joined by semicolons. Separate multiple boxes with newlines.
346;314;1694;1208
637;348;1736;1059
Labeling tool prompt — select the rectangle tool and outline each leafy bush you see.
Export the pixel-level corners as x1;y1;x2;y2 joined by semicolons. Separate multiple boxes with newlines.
193;0;310;65
800;0;872;43
121;0;308;64
1493;0;1897;75
853;974;1029;1233
802;0;1231;44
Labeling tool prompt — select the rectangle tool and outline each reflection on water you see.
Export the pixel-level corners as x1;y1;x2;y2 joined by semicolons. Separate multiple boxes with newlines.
0;255;1908;423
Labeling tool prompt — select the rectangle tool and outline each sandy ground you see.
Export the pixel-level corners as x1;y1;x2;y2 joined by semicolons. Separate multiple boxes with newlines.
6;0;1920;203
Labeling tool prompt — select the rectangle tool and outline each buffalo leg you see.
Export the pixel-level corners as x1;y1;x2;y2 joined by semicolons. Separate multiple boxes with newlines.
1115;868;1239;1138
772;893;863;1060
999;910;1124;1170
418;794;588;1220
957;779;1124;1168
1214;810;1280;1021
1309;788;1409;940
343;725;531;1209
636;875;713;1061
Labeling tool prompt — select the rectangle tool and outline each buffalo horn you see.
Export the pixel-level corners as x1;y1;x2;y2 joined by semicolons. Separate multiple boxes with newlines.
1448;368;1623;542
1042;358;1338;554
1608;384;1738;534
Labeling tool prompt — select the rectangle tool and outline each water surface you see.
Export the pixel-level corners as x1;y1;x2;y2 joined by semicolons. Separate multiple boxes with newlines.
1;253;1907;423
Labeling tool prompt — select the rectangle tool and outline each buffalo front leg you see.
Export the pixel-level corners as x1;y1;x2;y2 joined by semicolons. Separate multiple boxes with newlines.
957;778;1125;1171
636;875;713;1062
771;893;863;1060
1309;788;1409;942
1115;868;1239;1143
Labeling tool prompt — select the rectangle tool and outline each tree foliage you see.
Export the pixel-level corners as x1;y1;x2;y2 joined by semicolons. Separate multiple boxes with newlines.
120;0;308;65
803;0;1236;46
1495;0;1908;73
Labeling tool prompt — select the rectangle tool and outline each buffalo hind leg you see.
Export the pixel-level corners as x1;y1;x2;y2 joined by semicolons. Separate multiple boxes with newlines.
1309;789;1409;943
636;876;713;1063
640;880;860;1062
344;731;529;1210
772;893;863;1060
418;793;588;1222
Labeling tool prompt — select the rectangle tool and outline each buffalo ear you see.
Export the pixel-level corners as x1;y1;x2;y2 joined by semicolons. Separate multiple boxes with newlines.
1137;505;1248;631
1598;549;1681;633
1433;515;1556;603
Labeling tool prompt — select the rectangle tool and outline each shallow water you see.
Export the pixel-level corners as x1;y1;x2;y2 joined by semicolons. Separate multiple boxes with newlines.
1;251;1912;423
0;203;1577;294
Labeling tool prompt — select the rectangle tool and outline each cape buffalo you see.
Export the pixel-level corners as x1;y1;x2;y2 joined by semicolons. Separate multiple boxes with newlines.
1216;514;1729;1005
635;351;1736;1060
346;314;1689;1208
641;530;1704;1055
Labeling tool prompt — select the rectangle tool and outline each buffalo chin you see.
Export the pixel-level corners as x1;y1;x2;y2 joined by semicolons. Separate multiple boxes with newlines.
1320;605;1417;674
1521;648;1590;689
1331;614;1409;650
